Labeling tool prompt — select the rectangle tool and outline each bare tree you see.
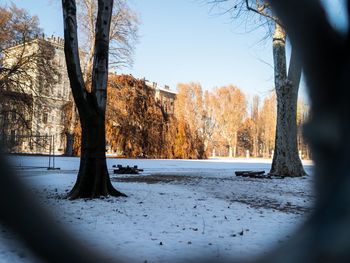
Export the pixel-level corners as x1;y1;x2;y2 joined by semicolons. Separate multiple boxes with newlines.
0;4;60;151
64;0;138;156
62;0;126;198
270;21;306;176
76;0;138;83
207;0;305;176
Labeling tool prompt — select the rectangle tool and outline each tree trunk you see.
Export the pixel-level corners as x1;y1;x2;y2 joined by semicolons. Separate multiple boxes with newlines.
64;102;77;156
229;145;233;157
252;136;258;157
68;113;125;198
62;0;126;198
64;132;74;156
270;23;306;177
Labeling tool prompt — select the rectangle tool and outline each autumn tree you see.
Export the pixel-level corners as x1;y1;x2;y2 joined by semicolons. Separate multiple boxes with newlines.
202;90;217;155
250;95;260;157
237;117;254;156
0;4;59;151
237;95;262;158
259;93;277;157
297;98;310;159
211;85;247;157
174;83;206;158
74;74;178;158
106;74;167;158
62;0;125;198
175;83;205;133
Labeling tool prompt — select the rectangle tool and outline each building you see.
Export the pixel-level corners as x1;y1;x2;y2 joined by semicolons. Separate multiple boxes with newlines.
145;81;177;115
0;35;72;155
0;35;177;155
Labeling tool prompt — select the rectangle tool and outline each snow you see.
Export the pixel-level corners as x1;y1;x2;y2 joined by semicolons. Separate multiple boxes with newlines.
1;156;315;262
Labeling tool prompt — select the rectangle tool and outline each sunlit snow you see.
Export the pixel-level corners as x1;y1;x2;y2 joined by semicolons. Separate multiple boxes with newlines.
1;156;314;262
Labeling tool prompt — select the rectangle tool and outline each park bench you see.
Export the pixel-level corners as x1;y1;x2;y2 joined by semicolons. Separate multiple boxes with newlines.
235;170;285;179
112;164;144;174
235;170;268;178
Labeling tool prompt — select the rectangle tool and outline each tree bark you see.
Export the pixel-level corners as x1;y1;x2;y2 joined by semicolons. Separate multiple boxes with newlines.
270;22;306;177
65;132;74;156
62;0;126;198
64;102;77;156
69;112;124;198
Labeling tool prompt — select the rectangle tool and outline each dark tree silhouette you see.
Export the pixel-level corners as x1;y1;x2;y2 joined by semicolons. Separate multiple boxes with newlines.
256;0;350;261
62;0;126;199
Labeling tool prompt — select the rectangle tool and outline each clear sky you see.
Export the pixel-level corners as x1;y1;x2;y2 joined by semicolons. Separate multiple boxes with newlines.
1;0;348;100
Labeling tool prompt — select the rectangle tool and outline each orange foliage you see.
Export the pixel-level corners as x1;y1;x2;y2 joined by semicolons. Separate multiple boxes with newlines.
71;75;207;159
106;74;166;158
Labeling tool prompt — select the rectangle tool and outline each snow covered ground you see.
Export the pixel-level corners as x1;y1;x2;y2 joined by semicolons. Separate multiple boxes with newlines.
1;156;315;262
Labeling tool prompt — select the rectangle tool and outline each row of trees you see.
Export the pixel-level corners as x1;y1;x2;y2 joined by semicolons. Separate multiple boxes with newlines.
63;0;309;201
70;77;309;160
174;83;309;159
1;0;311;199
72;75;206;159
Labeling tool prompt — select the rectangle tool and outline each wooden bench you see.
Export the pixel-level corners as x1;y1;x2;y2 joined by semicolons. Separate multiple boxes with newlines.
235;170;285;179
235;170;268;178
112;164;144;174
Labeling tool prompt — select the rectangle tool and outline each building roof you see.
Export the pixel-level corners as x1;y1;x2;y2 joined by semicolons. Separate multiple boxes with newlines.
144;80;177;95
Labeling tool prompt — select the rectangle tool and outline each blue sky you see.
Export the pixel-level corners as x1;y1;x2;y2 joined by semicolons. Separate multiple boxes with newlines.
2;0;348;100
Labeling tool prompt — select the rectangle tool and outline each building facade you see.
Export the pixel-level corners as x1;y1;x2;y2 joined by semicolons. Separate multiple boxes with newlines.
0;35;72;155
1;36;177;155
145;81;176;115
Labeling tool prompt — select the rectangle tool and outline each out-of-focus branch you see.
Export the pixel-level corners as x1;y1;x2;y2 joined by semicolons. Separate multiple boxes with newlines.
267;0;345;107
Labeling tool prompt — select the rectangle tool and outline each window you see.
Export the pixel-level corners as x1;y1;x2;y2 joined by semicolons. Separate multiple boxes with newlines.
10;130;16;143
11;111;16;121
43;113;48;124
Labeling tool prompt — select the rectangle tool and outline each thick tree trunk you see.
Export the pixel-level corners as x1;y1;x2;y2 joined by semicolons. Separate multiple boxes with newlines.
62;0;125;198
270;23;306;177
68;113;125;199
64;103;77;156
64;132;74;156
